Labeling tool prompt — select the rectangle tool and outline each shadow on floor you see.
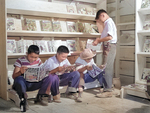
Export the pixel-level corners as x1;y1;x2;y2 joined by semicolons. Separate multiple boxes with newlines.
126;105;150;113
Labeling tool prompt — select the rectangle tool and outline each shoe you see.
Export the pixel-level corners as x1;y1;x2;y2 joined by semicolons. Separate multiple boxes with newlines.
20;98;27;112
61;93;77;100
75;91;83;102
53;93;61;103
76;96;82;102
96;92;112;98
34;94;48;106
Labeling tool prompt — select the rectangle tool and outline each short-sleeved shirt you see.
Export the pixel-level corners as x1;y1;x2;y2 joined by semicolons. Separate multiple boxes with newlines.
101;18;117;43
14;56;42;68
75;57;96;74
44;55;71;72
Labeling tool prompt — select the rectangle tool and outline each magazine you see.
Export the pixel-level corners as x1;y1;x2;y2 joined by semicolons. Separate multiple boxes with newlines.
55;64;77;75
87;65;105;78
84;23;93;33
76;5;87;14
86;39;102;51
23;18;37;31
79;40;86;51
66;5;76;13
86;7;93;15
142;68;150;82
141;0;150;8
143;14;150;30
76;22;85;32
143;39;150;52
67;21;76;32
7;39;17;53
66;40;76;51
51;40;62;52
52;21;62;32
34;40;48;53
24;63;47;82
7;18;15;30
40;20;53;31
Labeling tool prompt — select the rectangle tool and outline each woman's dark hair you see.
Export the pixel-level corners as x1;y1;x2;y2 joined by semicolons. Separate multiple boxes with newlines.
95;9;107;20
28;45;40;55
57;45;69;54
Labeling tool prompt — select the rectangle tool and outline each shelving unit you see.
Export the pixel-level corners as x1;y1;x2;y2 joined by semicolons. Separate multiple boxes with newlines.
121;0;150;99
7;31;101;38
0;0;106;100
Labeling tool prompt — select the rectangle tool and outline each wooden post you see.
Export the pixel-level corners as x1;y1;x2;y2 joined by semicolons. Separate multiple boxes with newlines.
0;0;7;100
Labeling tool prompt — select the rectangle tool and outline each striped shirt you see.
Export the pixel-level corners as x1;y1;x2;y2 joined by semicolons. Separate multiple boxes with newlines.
14;56;42;68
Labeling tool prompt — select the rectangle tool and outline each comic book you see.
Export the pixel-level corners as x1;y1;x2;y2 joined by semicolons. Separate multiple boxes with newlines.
67;21;76;32
52;21;62;32
24;63;47;82
40;20;53;31
66;40;76;51
7;18;15;30
143;39;150;52
23;18;37;31
66;5;76;13
7;39;17;53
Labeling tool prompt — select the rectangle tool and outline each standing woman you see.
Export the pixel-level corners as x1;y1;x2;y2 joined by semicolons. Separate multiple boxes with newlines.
93;9;117;97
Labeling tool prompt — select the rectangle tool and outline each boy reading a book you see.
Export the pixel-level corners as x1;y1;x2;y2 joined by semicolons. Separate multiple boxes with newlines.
12;45;60;112
75;49;112;98
44;45;82;102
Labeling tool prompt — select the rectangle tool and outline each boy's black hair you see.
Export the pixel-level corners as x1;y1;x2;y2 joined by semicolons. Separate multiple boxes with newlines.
95;9;107;20
28;45;40;55
57;45;69;54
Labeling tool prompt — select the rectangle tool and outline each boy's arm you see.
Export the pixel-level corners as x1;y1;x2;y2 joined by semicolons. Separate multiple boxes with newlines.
12;66;28;79
49;66;65;74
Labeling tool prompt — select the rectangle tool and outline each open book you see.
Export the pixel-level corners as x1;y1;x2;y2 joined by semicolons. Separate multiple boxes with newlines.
55;64;77;75
24;63;47;82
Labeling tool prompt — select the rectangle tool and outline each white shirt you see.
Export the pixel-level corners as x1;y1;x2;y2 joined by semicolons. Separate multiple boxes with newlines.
44;55;71;72
101;18;117;43
75;57;96;74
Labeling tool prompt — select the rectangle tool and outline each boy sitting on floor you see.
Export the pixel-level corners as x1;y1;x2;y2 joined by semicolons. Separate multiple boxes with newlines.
75;49;112;99
44;45;82;102
12;45;60;112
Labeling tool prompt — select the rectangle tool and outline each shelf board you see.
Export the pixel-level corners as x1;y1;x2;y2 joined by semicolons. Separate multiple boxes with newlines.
73;0;100;3
137;52;150;57
138;8;150;15
7;8;96;21
7;31;101;38
7;52;56;58
135;80;146;85
8;51;102;58
117;22;135;26
137;30;150;36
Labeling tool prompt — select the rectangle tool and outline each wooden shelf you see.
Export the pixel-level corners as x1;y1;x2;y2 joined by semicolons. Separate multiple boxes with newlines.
137;52;150;57
117;22;135;26
7;31;101;38
7;8;96;21
73;0;100;4
136;80;146;85
8;50;102;58
138;8;150;15
137;30;150;36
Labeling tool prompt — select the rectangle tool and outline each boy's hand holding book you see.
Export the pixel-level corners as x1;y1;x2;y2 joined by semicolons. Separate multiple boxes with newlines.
20;66;28;74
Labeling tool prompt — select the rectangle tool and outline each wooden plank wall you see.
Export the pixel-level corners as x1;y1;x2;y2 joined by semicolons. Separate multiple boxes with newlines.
107;0;135;86
0;0;7;100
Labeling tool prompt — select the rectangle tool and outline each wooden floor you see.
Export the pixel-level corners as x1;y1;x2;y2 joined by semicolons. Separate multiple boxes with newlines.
0;88;150;113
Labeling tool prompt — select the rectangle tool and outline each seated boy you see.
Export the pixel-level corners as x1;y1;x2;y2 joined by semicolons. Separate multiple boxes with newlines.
44;45;82;102
12;45;60;112
75;49;112;98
